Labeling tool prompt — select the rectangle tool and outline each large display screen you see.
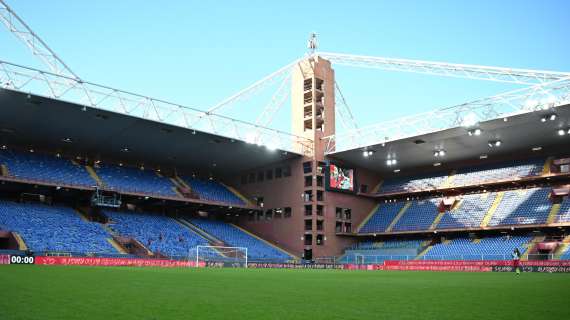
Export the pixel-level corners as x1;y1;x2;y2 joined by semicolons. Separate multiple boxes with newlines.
327;164;355;192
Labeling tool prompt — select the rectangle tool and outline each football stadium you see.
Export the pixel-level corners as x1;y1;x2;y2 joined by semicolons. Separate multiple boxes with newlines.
1;1;570;319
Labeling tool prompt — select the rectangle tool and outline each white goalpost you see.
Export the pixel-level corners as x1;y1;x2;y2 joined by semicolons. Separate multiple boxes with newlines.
192;245;248;268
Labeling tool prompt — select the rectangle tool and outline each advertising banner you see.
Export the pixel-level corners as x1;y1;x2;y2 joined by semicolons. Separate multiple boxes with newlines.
34;256;201;268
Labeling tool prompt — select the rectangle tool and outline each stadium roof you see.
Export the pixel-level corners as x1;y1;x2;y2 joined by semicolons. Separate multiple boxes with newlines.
326;103;570;176
0;88;298;176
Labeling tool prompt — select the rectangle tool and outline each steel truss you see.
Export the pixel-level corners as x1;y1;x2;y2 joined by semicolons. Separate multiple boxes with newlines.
0;60;313;155
0;0;80;80
319;52;570;85
323;77;570;154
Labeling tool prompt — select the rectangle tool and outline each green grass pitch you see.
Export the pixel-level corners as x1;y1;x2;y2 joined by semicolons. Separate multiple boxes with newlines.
1;265;569;320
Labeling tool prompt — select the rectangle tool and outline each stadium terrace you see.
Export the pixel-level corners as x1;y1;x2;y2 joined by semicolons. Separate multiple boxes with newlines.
1;1;570;319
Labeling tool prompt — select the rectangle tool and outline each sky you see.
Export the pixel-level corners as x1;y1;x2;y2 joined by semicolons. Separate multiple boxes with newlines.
1;0;570;134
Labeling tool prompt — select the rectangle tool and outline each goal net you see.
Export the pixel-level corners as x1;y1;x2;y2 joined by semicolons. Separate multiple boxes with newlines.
191;245;248;268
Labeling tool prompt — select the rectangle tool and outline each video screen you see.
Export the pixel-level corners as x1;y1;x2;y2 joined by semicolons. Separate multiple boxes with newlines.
328;164;355;192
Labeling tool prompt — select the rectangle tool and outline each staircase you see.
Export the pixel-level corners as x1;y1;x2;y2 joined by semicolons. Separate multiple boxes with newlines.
385;202;412;232
371;180;383;193
178;218;224;245
170;176;200;199
543;157;554;175
85;166;103;186
11;232;27;250
546;203;562;224
107;238;128;254
415;245;433;260
521;235;546;260
430;211;446;230
481;192;504;227
356;204;380;232
230;223;298;259
220;182;253;206
553;236;570;260
440;170;456;188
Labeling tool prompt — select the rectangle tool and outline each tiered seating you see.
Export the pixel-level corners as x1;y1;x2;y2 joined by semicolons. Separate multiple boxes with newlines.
0;200;115;253
424;235;531;260
96;165;178;197
451;158;544;187
190;218;290;261
392;199;440;232
0;149;95;187
560;247;570;260
340;239;423;263
437;193;496;229
359;202;405;233
376;158;545;195
555;197;570;223
489;188;551;226
105;210;208;257
378;172;448;194
181;177;244;205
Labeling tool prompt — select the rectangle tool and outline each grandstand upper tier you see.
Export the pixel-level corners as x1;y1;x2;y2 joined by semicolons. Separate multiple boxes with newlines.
0;148;250;207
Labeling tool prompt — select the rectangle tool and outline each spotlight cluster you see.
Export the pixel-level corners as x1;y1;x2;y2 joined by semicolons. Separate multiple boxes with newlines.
386;159;397;166
362;150;375;157
467;128;482;136
541;113;557;123
433;150;446;157
487;140;502;148
557;128;570;136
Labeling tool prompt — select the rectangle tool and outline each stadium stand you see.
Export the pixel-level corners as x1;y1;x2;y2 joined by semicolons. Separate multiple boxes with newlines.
189;218;291;261
181;176;245;205
105;210;209;258
451;158;545;187
436;193;497;229
339;239;424;263
555;197;570;223
423;235;532;260
95;164;178;197
359;202;406;233
377;172;448;194
360;187;557;234
0;200;116;254
392;199;440;232
0;149;95;187
376;158;545;194
488;188;552;226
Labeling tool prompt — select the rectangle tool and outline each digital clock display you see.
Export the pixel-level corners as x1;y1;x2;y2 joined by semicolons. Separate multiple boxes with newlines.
10;255;35;265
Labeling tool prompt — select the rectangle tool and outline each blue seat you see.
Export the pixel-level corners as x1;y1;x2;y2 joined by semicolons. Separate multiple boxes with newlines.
190;218;291;261
0;200;116;254
105;210;209;258
96;164;178;197
181;177;244;205
0;149;96;187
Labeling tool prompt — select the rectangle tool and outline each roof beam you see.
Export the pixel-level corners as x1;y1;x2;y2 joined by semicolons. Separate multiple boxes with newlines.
319;52;570;85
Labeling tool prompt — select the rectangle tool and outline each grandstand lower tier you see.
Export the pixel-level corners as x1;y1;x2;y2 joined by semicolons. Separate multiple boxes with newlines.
340;234;570;263
0;200;292;262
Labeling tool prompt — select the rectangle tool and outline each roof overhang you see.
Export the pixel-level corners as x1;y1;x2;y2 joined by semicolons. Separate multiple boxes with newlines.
0;88;299;176
327;104;570;176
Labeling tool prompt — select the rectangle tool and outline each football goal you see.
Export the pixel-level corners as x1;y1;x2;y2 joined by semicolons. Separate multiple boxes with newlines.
192;245;248;268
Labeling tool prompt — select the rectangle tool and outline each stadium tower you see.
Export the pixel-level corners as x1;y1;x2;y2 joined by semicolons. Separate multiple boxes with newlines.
230;55;378;260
